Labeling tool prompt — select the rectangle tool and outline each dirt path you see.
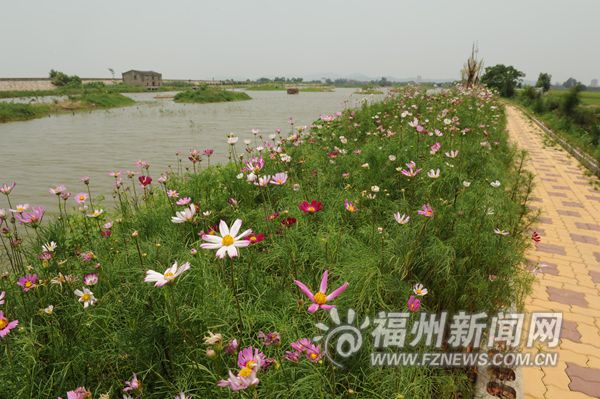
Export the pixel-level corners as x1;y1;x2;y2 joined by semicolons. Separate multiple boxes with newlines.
506;105;600;398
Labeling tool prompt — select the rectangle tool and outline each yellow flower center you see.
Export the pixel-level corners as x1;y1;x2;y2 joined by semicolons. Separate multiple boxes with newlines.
164;272;174;278
310;352;318;360
239;366;253;377
250;236;257;242
25;281;32;288
81;293;90;302
313;292;327;305
415;289;422;295
222;235;234;246
347;205;356;212
0;318;7;329
307;206;315;212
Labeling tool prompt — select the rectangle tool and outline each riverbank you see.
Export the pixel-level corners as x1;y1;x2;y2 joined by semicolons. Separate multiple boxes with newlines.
243;83;335;92
0;92;135;123
0;87;534;398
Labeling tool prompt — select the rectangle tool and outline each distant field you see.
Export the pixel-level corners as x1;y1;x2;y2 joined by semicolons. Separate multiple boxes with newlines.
547;89;600;106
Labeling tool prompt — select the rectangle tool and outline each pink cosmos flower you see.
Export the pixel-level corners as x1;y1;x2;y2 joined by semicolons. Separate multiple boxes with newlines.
80;251;95;262
225;339;239;354
81;176;90;185
243;157;265;174
203;149;214;157
65;386;91;399
294;270;349;313
83;273;98;286
0;182;16;195
400;161;422;177
167;190;179;198
417;204;434;217
17;274;38;292
176;197;191;206
49;185;66;196
188;149;201;164
430;142;441;154
237;346;266;370
258;331;281;346
109;171;121;178
0;311;18;338
217;369;259;391
123;372;141;393
270;172;288;185
0;291;5;305
407;295;421;312
288;338;322;362
14;207;45;226
74;193;88;204
344;199;357;213
135;160;150;169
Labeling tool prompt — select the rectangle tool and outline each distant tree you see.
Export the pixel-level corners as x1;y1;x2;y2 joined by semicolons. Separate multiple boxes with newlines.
562;77;580;89
49;69;81;87
560;84;583;116
480;64;525;97
535;72;552;92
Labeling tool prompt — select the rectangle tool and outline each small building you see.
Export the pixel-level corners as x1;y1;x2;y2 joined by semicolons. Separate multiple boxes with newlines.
122;70;162;89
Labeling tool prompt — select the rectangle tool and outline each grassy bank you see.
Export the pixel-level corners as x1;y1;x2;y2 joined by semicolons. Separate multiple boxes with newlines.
0;83;193;99
518;87;600;161
0;87;534;398
174;87;251;103
0;92;135;123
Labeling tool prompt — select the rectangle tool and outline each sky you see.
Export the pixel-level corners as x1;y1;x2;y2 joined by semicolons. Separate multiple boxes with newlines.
1;0;598;84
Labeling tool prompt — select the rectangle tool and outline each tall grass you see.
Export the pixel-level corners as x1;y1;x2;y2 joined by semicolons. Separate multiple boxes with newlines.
0;87;534;398
174;87;251;103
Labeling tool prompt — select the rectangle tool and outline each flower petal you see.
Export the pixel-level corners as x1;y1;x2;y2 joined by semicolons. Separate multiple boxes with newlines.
229;219;242;237
319;270;329;293
326;282;349;301
294;280;315;299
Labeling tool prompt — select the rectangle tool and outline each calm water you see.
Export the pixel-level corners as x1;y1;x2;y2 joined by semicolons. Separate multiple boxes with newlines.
0;88;382;210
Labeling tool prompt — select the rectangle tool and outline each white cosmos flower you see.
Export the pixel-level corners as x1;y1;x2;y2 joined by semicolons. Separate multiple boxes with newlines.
43;304;54;315
200;219;252;259
463;181;471;188
393;212;410;225
494;228;510;236
74;287;97;308
490;180;501;188
42;241;58;253
227;135;239;145
413;283;428;296
445;150;459;158
371;185;380;193
171;204;196;224
427;169;440;179
144;261;191;287
388;155;397;162
86;209;104;218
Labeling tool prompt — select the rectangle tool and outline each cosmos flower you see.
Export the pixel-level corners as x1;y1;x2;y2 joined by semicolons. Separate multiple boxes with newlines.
10;203;29;213
217;369;259;391
64;387;91;399
203;331;223;345
0;311;18;338
258;331;281;346
42;241;57;253
74;288;97;308
532;231;541;245
144;262;191;287
17;274;38;292
49;185;67;196
270;172;288;185
344;199;358;213
138;176;152;187
490;180;501;188
0;291;4;305
200;219;252;258
247;233;265;244
83;273;98;286
15;207;45;226
167;190;179;198
413;283;428;296
294;270;349;313
427;169;440;179
494;228;510;236
171;204;197;223
227;134;239;145
281;217;297;226
255;175;271;187
393;212;410;225
175;197;191;206
430;142;442;154
203;149;214;157
407;295;421;312
400;161;422;177
417;204;434;217
0;182;16;195
86;209;104;218
463;181;471;188
298;200;323;214
123;373;142;394
74;193;88;204
445;150;459;158
237;346;266;370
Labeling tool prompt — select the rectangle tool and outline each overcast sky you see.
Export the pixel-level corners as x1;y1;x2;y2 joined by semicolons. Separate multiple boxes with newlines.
1;0;598;84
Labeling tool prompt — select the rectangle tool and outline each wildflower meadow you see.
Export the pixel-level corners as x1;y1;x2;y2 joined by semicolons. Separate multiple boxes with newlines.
0;87;535;398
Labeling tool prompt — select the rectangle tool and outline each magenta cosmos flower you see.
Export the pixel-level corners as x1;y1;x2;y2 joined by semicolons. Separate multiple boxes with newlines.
294;270;349;313
17;274;38;292
417;204;434;217
344;199;357;213
15;206;45;226
237;346;266;370
138;176;152;186
0;311;18;338
298;200;322;214
407;295;421;312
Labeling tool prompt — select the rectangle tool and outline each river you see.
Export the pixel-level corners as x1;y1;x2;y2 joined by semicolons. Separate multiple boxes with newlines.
0;88;383;211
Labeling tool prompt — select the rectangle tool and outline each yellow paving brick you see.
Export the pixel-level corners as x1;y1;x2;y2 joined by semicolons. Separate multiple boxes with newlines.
541;361;572;390
523;366;547;398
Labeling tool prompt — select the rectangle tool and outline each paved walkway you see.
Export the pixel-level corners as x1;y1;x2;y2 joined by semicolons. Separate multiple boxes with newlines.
506;106;600;399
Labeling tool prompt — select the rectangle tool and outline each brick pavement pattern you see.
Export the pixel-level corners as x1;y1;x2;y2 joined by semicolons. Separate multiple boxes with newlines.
506;106;600;399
